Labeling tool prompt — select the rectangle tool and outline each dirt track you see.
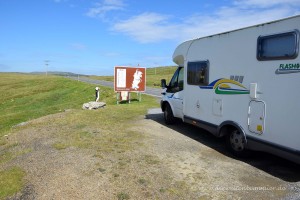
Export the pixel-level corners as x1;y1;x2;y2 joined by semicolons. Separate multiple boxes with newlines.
2;109;300;199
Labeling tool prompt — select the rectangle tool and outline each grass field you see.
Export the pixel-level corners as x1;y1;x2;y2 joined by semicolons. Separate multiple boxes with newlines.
89;66;177;88
0;74;75;137
0;73;116;138
0;72;158;139
145;66;177;87
0;73;159;199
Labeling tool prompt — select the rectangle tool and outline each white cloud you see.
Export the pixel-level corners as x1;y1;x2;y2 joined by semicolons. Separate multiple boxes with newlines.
86;0;125;19
110;0;300;43
180;6;297;40
112;12;179;43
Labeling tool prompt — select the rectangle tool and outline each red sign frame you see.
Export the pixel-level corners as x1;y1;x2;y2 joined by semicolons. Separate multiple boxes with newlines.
114;66;146;92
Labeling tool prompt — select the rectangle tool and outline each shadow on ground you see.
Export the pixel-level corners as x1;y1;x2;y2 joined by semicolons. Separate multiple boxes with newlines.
145;112;300;183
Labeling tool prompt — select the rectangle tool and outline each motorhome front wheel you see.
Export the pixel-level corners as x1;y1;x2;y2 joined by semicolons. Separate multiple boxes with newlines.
226;129;247;157
164;104;175;125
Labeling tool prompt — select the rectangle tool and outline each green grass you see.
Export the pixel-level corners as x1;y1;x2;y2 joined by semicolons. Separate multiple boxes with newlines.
88;66;177;88
0;73;159;150
0;148;31;165
146;66;177;87
88;75;114;82
0;73;115;137
0;72;160;199
0;167;25;200
117;192;130;200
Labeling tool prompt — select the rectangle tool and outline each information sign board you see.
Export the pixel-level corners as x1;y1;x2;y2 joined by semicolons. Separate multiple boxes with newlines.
114;66;146;92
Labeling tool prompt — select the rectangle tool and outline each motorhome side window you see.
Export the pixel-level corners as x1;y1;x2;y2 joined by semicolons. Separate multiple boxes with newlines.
187;61;209;86
257;30;299;60
167;67;184;93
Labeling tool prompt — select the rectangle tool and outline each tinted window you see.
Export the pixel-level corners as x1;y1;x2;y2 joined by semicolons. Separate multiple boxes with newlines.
257;31;299;60
187;61;209;85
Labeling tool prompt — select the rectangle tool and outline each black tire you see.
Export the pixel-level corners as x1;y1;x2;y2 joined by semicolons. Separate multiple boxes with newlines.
164;103;175;125
226;129;248;157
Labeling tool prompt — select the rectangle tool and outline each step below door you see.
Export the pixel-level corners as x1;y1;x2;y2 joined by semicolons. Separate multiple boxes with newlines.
248;100;266;134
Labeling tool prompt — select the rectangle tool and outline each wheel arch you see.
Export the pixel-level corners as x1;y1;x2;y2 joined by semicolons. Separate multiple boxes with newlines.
217;121;247;144
161;100;173;112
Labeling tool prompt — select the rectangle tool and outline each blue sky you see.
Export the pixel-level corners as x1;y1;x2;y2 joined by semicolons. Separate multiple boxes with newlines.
1;0;300;75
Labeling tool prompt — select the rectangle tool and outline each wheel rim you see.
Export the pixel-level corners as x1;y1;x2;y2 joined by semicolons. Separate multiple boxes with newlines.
229;130;245;152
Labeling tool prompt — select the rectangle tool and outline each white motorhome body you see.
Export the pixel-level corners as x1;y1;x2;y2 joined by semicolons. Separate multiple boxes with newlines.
161;15;300;164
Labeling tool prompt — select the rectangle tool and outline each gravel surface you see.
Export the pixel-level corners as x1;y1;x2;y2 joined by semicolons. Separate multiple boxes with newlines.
1;109;300;199
143;111;300;199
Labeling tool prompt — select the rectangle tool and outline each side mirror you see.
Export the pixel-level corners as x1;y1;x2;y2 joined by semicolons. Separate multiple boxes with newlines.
161;79;167;88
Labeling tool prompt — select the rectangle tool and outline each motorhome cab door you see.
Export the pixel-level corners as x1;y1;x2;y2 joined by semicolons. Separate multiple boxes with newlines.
184;61;210;120
166;67;184;119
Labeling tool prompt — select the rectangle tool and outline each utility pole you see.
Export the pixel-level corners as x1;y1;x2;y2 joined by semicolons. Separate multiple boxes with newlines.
45;60;50;76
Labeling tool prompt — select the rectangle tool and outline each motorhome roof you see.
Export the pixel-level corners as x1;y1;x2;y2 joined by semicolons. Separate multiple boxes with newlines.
172;14;300;65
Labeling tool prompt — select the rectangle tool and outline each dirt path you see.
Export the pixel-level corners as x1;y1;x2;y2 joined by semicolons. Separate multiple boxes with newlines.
1;109;300;199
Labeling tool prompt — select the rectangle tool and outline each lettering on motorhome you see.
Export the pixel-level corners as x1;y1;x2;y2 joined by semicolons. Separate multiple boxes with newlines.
279;63;300;70
275;63;300;74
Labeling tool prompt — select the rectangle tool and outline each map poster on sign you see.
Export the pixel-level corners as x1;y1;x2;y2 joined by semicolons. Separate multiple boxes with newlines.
114;66;146;92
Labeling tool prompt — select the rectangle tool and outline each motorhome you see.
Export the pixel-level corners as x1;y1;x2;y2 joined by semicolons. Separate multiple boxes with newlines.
161;15;300;164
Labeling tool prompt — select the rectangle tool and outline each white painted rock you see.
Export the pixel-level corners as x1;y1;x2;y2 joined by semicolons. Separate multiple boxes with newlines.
82;101;106;110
